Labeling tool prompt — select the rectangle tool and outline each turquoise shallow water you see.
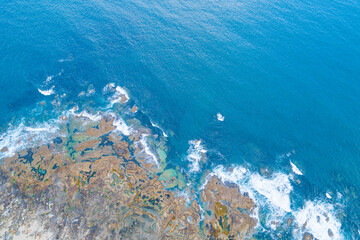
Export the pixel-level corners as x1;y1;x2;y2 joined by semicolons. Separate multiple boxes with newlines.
1;0;360;238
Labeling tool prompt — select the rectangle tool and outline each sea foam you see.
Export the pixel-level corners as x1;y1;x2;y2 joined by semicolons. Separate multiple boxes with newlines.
102;82;116;93
293;200;342;240
38;86;55;96
0;120;60;159
208;164;343;239
210;165;292;213
186;140;207;173
290;160;303;175
108;85;130;107
249;172;293;213
139;134;158;165
216;113;225;121
150;120;168;137
112;116;132;136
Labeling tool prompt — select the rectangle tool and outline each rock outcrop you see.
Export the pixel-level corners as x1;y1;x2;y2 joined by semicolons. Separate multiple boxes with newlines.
0;114;257;239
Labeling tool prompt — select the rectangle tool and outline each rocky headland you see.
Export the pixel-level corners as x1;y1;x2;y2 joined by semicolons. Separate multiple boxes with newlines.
0;109;258;239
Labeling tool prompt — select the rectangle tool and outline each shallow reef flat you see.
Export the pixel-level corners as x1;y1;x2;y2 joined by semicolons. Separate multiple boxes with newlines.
0;109;257;239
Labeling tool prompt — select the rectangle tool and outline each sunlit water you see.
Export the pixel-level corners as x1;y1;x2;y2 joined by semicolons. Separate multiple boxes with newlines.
1;0;360;238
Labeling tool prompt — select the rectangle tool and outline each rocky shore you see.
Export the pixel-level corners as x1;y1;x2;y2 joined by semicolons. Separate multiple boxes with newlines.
0;111;258;239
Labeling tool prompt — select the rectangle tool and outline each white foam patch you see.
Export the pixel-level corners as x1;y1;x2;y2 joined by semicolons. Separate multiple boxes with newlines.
139;134;158;165
203;165;260;227
81;112;101;122
208;164;344;239
337;192;342;199
207;165;293;229
115;86;129;100
69;108;102;122
45;75;54;83
249;172;293;212
211;165;247;183
293;200;342;240
113;117;132;136
38;86;55;96
79;112;101;122
290;160;303;175
186;140;207;173
108;86;130;107
0;120;60;159
69;108;132;137
326;192;332;199
150;120;168;137
217;113;225;121
103;82;116;93
24;127;53;132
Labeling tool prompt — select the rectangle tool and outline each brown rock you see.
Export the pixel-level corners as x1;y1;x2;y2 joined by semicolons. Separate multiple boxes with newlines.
287;218;292;226
0;113;258;240
201;177;257;239
74;139;99;152
303;232;314;240
130;105;138;113
0;147;8;152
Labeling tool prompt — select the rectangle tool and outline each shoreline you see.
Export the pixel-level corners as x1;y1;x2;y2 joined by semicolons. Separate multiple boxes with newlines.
0;111;258;239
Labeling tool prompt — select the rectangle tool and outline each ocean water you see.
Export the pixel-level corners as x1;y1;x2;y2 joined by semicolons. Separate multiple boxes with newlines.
1;0;360;238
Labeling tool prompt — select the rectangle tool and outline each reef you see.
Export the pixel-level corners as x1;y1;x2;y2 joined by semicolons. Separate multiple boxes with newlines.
0;109;258;239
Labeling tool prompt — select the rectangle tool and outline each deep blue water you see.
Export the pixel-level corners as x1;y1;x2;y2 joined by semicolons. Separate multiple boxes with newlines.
1;0;360;238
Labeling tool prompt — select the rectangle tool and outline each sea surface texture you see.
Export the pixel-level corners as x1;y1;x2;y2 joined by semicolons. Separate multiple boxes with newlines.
1;0;360;239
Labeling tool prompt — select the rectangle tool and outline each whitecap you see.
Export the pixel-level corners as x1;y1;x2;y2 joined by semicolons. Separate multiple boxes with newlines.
337;192;343;199
0;120;60;159
45;75;54;83
290;160;303;175
69;108;102;122
25;127;53;132
150;120;168;137
202;165;260;228
249;172;293;213
139;134;158;164
211;165;247;183
326;192;332;199
212;165;293;213
103;82;116;93
293;200;342;240
108;86;130;107
216;113;225;121
112;117;132;136
78;111;102;122
207;164;293;229
186;140;207;173
38;86;55;96
115;86;129;100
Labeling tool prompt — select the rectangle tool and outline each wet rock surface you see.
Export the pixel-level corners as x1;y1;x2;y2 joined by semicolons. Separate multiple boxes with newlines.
0;114;257;239
303;232;314;240
201;177;257;239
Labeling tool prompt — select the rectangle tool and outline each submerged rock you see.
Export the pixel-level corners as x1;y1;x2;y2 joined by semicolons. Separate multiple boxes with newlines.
328;228;334;237
0;147;8;152
303;232;314;240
